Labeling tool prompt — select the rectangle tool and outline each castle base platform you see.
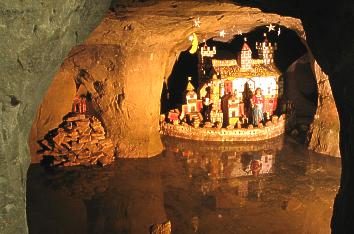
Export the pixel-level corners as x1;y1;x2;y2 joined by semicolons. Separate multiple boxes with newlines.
160;118;287;142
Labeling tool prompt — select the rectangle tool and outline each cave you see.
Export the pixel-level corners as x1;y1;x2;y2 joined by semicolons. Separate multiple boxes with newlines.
1;1;353;234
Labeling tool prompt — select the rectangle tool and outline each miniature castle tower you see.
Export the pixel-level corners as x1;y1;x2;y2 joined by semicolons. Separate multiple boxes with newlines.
222;94;241;126
200;40;217;59
210;74;221;111
182;77;201;114
256;33;277;65
198;40;217;84
209;75;224;124
227;95;241;126
239;37;252;70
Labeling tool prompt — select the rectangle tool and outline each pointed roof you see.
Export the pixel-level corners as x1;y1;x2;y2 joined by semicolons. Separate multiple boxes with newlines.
241;37;251;51
186;77;195;91
262;33;269;43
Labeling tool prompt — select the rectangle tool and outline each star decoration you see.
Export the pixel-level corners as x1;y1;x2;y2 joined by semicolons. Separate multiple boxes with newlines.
266;23;275;32
188;35;194;41
219;30;227;37
277;27;281;36
194;17;201;28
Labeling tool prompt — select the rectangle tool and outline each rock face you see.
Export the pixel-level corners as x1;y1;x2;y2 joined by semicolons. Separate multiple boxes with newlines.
29;64;77;162
38;113;115;167
284;53;317;121
307;60;340;157
284;53;340;157
0;1;111;233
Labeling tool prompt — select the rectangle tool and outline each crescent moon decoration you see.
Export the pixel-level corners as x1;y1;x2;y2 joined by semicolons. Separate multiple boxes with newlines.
189;33;199;54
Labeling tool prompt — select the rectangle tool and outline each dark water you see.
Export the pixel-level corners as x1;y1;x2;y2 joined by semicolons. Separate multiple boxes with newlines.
27;135;340;234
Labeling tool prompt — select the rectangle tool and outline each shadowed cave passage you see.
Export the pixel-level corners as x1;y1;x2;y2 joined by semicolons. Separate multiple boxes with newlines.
161;26;317;127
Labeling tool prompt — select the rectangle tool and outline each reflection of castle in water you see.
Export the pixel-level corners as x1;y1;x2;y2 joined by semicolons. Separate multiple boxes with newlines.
163;135;283;205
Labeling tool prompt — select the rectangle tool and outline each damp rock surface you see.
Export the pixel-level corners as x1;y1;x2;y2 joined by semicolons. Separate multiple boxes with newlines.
307;60;340;157
0;1;110;233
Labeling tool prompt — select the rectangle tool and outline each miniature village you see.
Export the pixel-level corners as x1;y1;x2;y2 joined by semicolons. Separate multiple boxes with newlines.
161;34;294;141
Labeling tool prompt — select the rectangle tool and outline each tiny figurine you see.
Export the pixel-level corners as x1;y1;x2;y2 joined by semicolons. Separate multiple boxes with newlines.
202;97;212;122
250;159;262;176
72;95;87;114
251;88;265;125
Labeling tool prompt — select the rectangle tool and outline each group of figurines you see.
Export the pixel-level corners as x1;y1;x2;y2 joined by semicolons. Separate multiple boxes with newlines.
165;75;294;129
199;87;267;127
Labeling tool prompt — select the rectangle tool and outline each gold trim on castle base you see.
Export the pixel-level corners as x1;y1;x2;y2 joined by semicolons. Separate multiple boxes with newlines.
160;119;286;142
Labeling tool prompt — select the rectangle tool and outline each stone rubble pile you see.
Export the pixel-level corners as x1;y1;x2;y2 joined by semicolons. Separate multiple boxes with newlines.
39;113;115;167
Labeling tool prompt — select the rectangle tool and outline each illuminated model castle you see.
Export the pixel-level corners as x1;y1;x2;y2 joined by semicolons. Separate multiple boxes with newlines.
163;33;290;140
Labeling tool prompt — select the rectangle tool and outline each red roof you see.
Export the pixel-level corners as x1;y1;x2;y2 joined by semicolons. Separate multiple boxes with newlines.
241;42;251;51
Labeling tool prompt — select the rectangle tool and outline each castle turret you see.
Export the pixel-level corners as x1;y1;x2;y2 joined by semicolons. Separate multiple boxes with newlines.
183;77;200;114
239;37;252;70
200;40;217;58
256;33;277;65
198;40;217;84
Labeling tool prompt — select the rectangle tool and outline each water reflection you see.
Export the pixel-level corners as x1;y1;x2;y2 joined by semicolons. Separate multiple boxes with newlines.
27;136;340;234
162;136;283;209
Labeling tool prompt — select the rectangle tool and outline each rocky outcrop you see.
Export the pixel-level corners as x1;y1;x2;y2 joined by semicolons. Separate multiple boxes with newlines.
284;53;317;121
0;1;111;233
38;113;116;167
307;60;340;157
284;52;340;157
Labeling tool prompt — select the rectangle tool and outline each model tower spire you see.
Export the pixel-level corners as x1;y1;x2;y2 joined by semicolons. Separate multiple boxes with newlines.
186;76;195;91
239;37;252;70
256;33;277;65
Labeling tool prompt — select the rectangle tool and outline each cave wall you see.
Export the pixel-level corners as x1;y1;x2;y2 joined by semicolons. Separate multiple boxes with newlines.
300;7;354;233
284;53;317;120
307;60;340;157
284;52;340;157
30;1;305;159
0;1;111;233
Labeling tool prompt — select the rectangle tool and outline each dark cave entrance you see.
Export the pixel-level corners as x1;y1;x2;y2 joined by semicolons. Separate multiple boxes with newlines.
161;26;317;129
